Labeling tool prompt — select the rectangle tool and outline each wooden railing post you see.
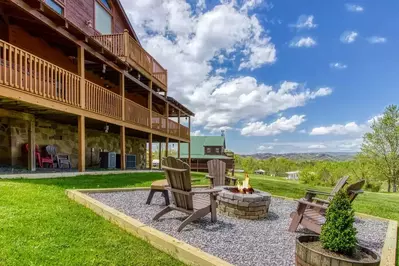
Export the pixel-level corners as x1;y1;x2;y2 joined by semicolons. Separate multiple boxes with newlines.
166;102;169;134
78;115;85;172
188;116;191;167
120;73;125;121
123;29;129;59
178;140;180;159
178;110;181;138
165;137;169;157
78;46;85;109
148;81;153;129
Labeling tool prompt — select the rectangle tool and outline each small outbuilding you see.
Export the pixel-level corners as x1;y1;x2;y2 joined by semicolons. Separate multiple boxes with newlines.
286;171;299;180
254;169;266;175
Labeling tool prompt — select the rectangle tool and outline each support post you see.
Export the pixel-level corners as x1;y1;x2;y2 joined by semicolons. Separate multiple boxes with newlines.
159;142;162;169
148;133;153;170
123;29;129;58
188;116;191;167
78;46;85;109
120;73;125;121
166;103;169;134
165;137;169;157
78;115;85;172
178;140;180;159
28;120;36;171
148;81;153;129
120;126;126;170
178;110;180;137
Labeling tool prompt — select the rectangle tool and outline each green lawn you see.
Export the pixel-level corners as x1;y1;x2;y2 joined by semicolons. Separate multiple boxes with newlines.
0;172;397;265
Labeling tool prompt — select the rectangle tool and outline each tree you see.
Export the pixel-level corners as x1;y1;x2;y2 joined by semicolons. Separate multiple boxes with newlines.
360;105;399;192
320;190;357;255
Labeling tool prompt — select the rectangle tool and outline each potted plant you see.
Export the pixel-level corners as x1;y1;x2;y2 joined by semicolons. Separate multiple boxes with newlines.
295;190;381;266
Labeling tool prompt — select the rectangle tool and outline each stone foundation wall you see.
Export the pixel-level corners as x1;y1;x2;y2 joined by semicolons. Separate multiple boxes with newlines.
0;116;147;169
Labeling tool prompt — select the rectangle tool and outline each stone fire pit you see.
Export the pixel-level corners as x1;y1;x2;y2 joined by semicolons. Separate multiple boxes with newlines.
216;186;271;220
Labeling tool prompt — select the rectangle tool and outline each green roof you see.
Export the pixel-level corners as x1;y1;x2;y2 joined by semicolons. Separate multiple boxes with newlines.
179;136;232;159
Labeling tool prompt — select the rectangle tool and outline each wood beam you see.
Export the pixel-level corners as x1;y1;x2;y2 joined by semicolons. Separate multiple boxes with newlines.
159;142;162;169
165;103;169;134
120;126;126;170
28;119;36;172
78;115;85;172
178;140;180;159
148;133;153;170
148;81;153;129
178;110;181;137
188;116;191;167
165;138;169;157
120;73;125;121
9;0;124;73
78;46;85;108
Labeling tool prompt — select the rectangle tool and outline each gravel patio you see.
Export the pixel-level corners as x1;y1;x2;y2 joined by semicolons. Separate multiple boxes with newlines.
89;190;388;266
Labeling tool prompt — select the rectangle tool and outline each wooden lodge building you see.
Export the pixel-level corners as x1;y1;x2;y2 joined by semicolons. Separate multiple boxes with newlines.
179;136;234;172
0;0;194;172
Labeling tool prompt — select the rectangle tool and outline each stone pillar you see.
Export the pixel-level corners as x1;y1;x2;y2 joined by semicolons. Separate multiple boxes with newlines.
120;126;126;170
28;120;35;171
78;115;85;172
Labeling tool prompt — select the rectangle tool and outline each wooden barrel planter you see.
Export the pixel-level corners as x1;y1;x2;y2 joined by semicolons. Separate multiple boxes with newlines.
296;235;381;266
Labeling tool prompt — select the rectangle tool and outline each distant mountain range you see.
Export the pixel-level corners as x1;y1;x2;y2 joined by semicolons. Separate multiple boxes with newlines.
241;152;357;161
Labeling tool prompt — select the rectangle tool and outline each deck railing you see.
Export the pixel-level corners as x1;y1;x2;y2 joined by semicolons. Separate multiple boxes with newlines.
152;111;168;133
180;124;190;140
0;39;188;141
85;80;122;119
0;40;81;107
168;119;179;138
125;99;150;128
92;31;167;88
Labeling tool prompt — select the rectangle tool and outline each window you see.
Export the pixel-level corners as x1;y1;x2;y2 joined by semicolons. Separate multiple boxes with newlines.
95;1;112;34
46;0;63;15
206;147;211;154
100;0;111;10
215;148;220;154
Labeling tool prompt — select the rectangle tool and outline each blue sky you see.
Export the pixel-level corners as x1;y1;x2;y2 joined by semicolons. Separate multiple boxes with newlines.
122;0;399;154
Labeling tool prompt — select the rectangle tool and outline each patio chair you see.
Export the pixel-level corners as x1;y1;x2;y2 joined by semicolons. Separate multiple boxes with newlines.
153;157;221;232
303;176;349;205
288;179;365;234
24;144;53;168
206;159;237;188
45;145;71;168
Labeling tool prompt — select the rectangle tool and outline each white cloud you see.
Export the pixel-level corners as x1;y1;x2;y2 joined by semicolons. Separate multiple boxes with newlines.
240;0;263;12
241;115;306;136
215;68;227;75
257;145;273;151
191;130;203;136
367;36;387;44
121;0;332;132
290;15;317;30
308;144;327;149
340;31;358;43
196;0;206;11
192;79;331;131
330;62;348;70
310;122;366;136
289;37;317;48
345;4;364;12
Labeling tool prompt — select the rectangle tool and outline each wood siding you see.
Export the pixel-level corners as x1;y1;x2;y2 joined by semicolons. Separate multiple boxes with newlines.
65;0;130;36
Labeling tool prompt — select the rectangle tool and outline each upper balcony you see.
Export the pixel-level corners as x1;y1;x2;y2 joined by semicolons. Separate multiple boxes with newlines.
0;39;188;141
92;31;167;91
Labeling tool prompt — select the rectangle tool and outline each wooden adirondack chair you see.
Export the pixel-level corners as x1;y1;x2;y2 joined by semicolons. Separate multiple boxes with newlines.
45;145;72;168
153;157;222;232
206;159;237;188
304;176;349;205
288;179;365;234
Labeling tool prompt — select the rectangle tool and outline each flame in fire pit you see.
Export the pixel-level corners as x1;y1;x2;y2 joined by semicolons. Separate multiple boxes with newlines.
236;174;254;194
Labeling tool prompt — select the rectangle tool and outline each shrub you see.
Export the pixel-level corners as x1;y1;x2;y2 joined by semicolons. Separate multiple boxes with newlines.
320;190;357;255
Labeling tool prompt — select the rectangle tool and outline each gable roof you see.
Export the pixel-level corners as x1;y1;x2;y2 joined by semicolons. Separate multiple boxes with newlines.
114;0;141;45
179;136;232;159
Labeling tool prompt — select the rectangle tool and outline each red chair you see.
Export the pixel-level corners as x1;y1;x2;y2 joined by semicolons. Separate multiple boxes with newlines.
24;144;54;168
